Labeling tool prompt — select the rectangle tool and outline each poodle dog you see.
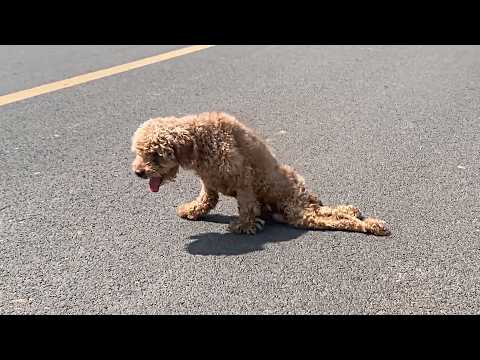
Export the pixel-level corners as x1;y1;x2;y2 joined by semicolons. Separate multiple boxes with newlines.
131;112;390;236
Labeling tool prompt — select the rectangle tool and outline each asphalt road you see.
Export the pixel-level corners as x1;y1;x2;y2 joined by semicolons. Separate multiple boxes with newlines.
1;45;479;314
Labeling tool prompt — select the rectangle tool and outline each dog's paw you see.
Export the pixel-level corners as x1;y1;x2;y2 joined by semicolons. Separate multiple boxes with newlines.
177;202;204;220
344;205;362;218
255;218;266;231
228;218;265;235
364;218;391;236
334;205;362;218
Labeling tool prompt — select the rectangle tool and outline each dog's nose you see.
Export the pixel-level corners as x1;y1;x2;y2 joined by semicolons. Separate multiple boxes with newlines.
135;169;146;178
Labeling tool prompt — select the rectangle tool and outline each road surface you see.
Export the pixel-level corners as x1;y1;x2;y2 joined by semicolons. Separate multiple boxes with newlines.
1;45;479;314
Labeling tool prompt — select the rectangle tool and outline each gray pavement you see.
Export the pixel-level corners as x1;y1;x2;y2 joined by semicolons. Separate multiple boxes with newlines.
0;45;184;95
1;45;479;314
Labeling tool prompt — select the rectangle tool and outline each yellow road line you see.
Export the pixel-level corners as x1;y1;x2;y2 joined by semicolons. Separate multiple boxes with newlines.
0;45;215;107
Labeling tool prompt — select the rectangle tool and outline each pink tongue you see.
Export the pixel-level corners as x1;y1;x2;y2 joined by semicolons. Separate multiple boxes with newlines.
149;177;162;192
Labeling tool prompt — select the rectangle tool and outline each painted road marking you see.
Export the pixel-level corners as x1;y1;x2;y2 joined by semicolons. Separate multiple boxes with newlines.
0;45;215;107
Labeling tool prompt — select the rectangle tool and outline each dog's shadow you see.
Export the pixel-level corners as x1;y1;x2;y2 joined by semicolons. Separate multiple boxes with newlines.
186;214;308;256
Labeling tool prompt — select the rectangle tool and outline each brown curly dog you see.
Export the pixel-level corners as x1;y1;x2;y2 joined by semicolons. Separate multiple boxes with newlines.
131;112;390;236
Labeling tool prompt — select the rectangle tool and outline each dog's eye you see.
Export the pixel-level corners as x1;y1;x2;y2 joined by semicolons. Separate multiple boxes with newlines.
150;155;161;165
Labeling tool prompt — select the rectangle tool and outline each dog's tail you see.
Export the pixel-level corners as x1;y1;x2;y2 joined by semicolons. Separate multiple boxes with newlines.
294;205;390;236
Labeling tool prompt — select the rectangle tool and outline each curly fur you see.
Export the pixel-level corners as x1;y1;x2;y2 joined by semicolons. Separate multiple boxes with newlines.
131;112;390;236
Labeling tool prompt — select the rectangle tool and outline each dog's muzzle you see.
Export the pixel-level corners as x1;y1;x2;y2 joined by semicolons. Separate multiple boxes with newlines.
135;169;147;179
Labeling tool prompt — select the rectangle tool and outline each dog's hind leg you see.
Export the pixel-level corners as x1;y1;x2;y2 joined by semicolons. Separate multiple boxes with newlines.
177;181;219;220
284;205;390;236
332;205;362;218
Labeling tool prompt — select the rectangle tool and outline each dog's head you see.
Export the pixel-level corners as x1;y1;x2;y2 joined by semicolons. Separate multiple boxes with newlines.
131;120;180;192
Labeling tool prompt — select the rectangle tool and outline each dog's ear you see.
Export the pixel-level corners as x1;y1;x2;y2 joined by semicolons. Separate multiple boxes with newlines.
155;144;176;162
153;139;186;165
171;138;196;166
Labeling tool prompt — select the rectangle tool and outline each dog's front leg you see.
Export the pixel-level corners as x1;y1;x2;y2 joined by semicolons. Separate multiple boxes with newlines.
177;181;219;220
228;189;265;235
